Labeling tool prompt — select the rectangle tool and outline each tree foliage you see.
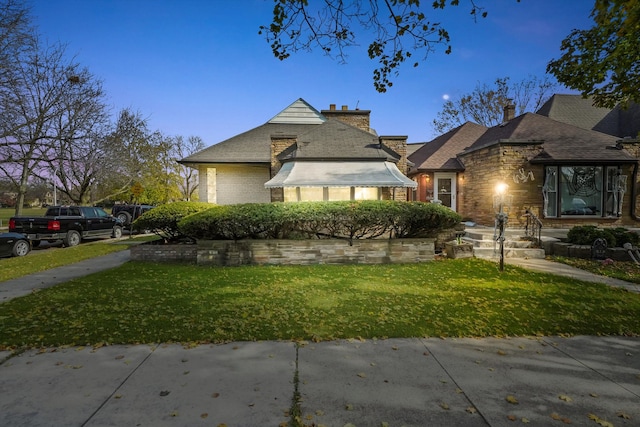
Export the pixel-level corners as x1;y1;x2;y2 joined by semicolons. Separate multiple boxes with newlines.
546;0;640;108
260;0;496;92
432;76;556;134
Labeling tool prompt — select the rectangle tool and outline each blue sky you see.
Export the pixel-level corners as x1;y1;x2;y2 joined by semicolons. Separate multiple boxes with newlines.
30;0;595;144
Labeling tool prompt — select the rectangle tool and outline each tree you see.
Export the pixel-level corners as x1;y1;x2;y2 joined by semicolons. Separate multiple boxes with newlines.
260;0;496;92
547;0;640;108
432;76;556;134
172;135;204;201
0;0;33;89
0;36;107;214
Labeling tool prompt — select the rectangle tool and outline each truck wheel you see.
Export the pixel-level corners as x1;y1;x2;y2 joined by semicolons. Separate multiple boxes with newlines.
63;230;81;247
12;240;30;257
117;211;132;226
112;226;123;239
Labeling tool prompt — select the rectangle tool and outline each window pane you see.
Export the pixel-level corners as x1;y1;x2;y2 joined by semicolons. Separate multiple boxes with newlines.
354;187;379;200
299;187;324;201
559;166;602;216
283;187;298;202
328;187;351;201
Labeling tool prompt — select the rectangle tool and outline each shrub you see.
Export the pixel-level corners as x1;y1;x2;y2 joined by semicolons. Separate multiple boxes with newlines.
566;225;616;247
133;201;214;240
611;227;640;246
178;200;462;242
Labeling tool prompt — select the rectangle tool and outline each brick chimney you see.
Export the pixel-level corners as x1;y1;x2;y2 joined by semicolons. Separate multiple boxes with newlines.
503;102;516;123
321;103;372;133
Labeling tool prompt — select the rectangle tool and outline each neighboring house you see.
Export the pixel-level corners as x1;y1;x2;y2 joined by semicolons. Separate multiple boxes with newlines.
408;95;640;228
179;99;416;204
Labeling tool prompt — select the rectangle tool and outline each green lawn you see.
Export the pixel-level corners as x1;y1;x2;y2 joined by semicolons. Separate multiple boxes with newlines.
1;258;638;349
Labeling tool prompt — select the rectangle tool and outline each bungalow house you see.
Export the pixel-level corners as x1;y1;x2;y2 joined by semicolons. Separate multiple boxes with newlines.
408;95;640;228
179;99;416;204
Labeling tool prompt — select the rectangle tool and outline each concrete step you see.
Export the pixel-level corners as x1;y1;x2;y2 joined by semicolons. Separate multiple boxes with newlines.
473;246;547;260
462;237;537;249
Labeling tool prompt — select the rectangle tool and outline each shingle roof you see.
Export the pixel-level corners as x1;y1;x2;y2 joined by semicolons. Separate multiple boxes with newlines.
179;122;314;164
463;113;635;163
536;94;621;135
408;122;487;172
180;98;401;165
282;118;394;161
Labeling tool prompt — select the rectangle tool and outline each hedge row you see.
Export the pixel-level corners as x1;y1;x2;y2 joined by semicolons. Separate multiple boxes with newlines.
566;225;640;247
134;200;461;242
132;201;213;239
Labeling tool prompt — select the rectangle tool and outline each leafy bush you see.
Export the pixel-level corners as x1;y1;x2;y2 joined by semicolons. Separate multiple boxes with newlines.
178;200;462;242
610;227;640;247
567;226;640;247
133;201;214;240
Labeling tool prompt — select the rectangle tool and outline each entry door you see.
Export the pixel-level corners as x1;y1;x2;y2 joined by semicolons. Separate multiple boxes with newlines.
434;173;456;211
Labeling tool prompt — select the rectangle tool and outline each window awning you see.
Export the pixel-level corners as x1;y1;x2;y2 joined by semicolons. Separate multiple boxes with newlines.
264;161;417;188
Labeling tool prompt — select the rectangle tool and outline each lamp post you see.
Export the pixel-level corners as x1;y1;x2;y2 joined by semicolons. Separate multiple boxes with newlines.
493;182;510;272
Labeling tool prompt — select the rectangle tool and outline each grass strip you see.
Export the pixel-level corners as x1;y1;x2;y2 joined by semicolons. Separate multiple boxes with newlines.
0;258;638;349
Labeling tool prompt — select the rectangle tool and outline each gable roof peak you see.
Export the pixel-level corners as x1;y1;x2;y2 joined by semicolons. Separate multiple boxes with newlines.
268;98;327;125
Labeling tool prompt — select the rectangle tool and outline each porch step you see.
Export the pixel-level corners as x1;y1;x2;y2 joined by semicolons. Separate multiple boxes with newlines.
472;246;547;260
460;227;546;260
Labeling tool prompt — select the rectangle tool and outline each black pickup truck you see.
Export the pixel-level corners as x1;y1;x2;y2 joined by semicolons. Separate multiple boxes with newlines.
9;206;123;247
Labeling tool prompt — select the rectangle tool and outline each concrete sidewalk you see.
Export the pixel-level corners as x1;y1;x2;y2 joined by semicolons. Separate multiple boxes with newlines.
0;250;131;302
1;336;639;426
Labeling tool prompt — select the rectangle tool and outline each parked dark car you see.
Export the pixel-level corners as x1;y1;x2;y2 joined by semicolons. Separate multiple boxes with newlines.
9;206;122;247
111;204;155;226
0;232;31;258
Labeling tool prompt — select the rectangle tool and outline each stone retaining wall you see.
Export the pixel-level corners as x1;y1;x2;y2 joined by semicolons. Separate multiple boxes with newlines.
548;242;634;262
131;238;435;266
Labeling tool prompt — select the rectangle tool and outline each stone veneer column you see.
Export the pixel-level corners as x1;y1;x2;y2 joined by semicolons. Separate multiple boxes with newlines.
379;135;409;201
269;135;297;202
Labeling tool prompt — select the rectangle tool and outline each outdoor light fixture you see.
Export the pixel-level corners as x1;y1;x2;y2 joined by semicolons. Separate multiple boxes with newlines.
493;182;511;272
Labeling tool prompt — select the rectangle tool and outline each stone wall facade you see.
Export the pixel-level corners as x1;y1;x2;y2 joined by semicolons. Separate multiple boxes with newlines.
459;140;640;227
131;239;435;266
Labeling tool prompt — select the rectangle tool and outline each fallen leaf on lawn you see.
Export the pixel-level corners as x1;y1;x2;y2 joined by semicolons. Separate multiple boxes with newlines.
114;394;122;399
345;404;354;411
456;388;464;394
440;402;450;410
617;412;631;419
357;372;367;378
522;418;530;423
466;406;477;414
170;411;178;417
159;390;170;397
497;350;507;356
558;394;572;402
315;410;324;416
590;393;599;398
200;413;208;419
305;414;313;420
392;346;398;350
507;414;517;421
115;355;124;360
506;395;519;404
212;392;220;398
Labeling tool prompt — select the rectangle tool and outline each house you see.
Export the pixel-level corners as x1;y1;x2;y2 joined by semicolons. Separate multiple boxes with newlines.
408;95;640;228
179;99;416;204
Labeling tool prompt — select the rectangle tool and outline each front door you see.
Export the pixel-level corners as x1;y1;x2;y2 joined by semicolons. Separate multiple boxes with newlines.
434;173;457;211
